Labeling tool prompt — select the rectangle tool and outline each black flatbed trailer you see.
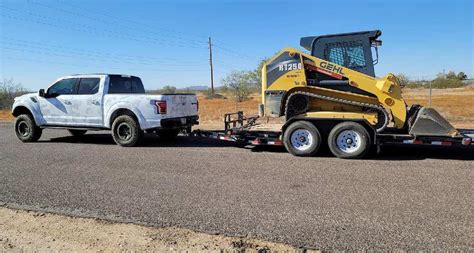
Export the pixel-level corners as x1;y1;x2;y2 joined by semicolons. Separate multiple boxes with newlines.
192;112;473;149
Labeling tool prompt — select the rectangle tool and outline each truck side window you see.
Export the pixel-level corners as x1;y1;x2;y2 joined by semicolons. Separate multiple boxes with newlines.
109;75;145;94
77;78;100;95
48;78;77;95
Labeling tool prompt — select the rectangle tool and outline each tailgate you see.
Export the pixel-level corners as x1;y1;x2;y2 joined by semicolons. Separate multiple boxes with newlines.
163;94;198;118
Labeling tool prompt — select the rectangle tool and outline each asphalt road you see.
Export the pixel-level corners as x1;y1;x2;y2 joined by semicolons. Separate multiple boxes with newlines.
0;122;473;250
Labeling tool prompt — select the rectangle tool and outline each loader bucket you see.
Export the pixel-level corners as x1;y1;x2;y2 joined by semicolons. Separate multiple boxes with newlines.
409;107;458;137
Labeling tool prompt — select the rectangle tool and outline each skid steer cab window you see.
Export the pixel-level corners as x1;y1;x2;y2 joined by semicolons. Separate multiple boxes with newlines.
108;75;145;94
325;41;366;68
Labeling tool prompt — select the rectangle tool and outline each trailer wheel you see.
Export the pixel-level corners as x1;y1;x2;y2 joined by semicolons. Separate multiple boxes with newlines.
112;115;143;147
328;122;371;159
283;121;321;157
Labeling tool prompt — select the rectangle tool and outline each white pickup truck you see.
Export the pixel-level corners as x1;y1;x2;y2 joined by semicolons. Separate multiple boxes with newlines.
12;74;199;146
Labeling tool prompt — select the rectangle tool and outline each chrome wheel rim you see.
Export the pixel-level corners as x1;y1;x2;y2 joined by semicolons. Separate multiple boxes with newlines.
117;123;132;141
336;130;362;153
17;121;30;137
290;129;313;151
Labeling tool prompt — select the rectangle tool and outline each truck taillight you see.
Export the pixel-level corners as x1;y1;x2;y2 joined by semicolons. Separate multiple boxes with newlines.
154;100;167;114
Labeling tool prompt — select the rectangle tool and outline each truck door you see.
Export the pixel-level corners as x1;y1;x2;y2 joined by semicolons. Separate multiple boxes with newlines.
38;78;78;125
69;77;103;127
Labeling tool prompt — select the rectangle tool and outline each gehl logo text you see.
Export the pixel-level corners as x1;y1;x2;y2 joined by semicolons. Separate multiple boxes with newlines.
319;61;344;75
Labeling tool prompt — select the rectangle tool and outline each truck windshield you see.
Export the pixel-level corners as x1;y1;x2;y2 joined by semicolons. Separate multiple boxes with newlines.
109;75;145;94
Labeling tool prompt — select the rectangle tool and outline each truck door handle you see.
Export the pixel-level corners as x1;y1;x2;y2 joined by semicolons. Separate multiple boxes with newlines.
63;100;72;105
91;100;100;105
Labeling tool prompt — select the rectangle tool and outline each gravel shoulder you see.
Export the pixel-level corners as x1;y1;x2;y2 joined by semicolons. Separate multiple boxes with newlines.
0;207;301;252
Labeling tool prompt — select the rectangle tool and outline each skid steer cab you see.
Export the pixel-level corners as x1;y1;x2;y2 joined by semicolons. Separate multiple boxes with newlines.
194;30;473;159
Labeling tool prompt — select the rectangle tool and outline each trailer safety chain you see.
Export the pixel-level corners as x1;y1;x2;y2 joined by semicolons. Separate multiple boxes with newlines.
284;91;390;133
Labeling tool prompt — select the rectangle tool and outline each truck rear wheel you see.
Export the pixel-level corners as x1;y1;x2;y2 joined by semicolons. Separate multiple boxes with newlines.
68;129;87;137
112;115;143;147
14;114;42;142
283;121;321;157
328;122;371;159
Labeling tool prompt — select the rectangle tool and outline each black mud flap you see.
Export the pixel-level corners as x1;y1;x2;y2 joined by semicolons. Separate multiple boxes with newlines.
409;107;458;137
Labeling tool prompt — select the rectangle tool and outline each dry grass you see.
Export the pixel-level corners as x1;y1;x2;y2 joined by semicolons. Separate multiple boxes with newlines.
403;87;474;128
197;93;260;129
0;110;13;121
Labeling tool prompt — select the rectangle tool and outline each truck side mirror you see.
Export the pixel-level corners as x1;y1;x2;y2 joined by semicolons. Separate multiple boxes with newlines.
39;89;45;97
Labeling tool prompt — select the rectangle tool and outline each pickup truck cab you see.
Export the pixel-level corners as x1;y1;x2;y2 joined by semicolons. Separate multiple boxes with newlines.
12;74;199;146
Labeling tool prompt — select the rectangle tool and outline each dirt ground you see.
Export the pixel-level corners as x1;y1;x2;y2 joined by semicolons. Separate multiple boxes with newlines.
0;110;12;122
0;207;302;252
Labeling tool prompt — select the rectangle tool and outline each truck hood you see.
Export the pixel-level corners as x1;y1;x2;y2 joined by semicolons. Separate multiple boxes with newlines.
14;92;37;102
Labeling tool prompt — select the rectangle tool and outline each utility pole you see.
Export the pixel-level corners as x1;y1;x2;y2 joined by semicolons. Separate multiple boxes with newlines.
208;37;214;95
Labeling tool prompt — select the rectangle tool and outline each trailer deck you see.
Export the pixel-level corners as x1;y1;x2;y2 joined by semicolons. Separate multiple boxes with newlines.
192;112;473;148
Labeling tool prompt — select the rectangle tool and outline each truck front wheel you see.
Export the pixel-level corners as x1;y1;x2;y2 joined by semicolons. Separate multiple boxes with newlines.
14;114;42;142
328;122;371;159
111;115;143;147
283;121;322;157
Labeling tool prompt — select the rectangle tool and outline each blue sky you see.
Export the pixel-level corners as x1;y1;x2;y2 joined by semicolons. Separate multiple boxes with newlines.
0;0;472;91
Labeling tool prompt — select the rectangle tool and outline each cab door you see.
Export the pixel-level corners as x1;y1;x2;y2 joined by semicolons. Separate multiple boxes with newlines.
38;78;78;125
69;77;103;127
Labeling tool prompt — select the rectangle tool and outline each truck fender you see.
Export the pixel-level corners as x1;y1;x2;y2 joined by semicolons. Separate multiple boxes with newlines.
11;96;45;126
104;102;147;129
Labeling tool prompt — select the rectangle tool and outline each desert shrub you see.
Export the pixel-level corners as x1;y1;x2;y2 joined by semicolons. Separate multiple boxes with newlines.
0;79;27;109
398;71;468;89
430;76;465;89
221;71;253;102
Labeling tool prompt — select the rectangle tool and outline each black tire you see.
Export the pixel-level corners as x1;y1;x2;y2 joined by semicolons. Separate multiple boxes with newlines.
328;122;371;159
14;114;42;142
68;129;87;137
283;121;322;157
111;115;143;147
157;129;180;141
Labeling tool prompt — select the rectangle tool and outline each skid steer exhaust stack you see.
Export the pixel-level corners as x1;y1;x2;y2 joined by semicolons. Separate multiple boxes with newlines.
409;107;459;137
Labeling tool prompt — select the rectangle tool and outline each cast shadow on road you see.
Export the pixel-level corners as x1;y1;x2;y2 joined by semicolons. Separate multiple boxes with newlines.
252;144;474;161
41;133;237;148
42;133;474;161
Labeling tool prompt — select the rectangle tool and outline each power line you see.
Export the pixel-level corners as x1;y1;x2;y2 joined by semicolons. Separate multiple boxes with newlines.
1;56;210;72
0;6;205;49
27;1;208;48
0;37;208;66
36;0;261;65
54;0;209;45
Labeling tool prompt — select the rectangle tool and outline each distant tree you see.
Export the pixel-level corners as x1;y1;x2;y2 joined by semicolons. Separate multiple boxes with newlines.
395;73;410;88
0;79;27;109
160;85;177;94
431;73;464;88
247;58;270;90
456;72;467;80
221;71;253;102
445;71;457;80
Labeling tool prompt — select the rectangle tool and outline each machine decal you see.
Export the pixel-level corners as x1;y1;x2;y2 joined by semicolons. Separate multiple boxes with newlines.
266;53;301;87
278;62;302;72
316;61;344;79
